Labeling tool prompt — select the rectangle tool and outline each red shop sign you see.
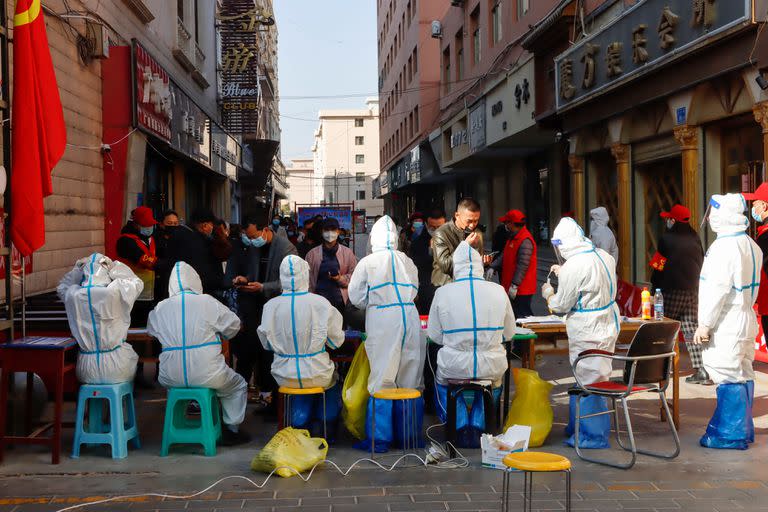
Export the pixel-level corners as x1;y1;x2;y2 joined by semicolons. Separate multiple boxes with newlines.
134;42;172;143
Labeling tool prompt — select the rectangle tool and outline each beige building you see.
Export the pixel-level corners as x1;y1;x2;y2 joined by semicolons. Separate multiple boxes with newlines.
285;158;315;209
311;99;383;217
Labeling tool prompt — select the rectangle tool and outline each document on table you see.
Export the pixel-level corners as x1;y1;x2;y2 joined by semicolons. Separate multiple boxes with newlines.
515;327;535;336
516;315;565;325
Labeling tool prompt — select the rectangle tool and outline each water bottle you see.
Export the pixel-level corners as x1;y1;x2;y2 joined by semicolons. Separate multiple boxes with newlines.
654;289;664;321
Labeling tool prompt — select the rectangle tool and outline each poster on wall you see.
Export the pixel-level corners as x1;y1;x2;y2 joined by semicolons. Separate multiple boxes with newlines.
297;206;353;231
0;210;33;279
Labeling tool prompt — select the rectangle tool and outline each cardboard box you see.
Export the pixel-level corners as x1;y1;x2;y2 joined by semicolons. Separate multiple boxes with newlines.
480;425;531;471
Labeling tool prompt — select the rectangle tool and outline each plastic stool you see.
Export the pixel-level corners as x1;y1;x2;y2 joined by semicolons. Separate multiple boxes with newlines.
160;387;222;457
445;380;498;455
371;388;421;457
501;452;572;512
72;382;140;459
278;386;327;439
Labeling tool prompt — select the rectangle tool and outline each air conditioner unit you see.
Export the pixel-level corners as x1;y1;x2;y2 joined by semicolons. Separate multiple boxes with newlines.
431;20;442;39
451;0;464;5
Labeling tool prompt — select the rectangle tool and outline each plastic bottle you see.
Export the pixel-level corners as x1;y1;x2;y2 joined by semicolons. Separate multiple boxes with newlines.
654;289;664;321
641;287;652;320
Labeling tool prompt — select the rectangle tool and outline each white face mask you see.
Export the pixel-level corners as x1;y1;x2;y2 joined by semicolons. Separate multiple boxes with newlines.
323;231;339;243
666;219;675;230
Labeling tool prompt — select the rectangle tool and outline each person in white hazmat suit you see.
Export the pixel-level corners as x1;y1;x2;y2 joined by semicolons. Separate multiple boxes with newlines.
348;215;425;452
147;261;251;446
541;217;620;449
589;206;619;263
695;193;762;450
258;255;346;438
58;254;142;384
427;241;515;447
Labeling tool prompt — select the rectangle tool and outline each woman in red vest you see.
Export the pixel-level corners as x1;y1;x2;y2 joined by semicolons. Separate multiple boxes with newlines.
492;209;537;319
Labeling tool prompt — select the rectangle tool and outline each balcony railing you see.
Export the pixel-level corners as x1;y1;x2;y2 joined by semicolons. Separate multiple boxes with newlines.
191;41;210;89
172;17;195;71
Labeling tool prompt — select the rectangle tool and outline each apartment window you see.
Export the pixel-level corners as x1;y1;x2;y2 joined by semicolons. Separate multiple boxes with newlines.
471;7;481;65
355;118;364;127
193;0;199;42
356;154;365;164
408;112;414;138
177;0;183;19
413;47;418;74
356;172;365;182
407;55;413;82
356;190;366;201
491;1;502;45
455;30;464;81
443;47;451;93
355;136;364;145
414;106;419;132
517;0;529;19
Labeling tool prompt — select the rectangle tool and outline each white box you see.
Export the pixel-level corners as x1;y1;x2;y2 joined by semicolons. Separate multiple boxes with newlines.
481;425;531;471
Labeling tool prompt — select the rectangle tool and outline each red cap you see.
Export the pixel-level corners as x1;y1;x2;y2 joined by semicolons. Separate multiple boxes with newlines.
660;204;690;223
499;209;526;223
743;182;768;202
132;206;157;227
409;211;424;222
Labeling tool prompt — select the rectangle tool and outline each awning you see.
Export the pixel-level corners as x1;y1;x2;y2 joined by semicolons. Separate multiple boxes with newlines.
521;0;574;50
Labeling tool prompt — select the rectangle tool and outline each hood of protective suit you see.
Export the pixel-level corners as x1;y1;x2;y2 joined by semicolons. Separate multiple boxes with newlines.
452;241;484;280
168;261;203;296
709;193;749;236
370;215;398;252
552;217;594;260
81;253;113;287
280;255;309;293
590;207;609;230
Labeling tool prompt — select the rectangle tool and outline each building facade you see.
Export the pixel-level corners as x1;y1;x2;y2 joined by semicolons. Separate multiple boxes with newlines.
284;158;315;210
311;100;383;219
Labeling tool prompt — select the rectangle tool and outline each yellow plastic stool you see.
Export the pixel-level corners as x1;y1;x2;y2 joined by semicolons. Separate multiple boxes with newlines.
371;388;422;457
278;386;327;439
501;452;572;512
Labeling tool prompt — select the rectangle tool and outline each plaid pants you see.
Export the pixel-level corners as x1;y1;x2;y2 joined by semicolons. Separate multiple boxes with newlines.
663;289;702;369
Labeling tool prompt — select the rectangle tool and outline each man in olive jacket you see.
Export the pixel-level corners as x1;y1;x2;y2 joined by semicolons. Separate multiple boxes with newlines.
432;198;491;287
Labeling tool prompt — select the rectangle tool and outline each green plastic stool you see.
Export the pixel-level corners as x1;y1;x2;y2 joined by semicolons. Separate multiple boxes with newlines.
160;387;222;457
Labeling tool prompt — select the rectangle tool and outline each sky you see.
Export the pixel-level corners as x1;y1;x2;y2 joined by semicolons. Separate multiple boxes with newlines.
274;0;378;163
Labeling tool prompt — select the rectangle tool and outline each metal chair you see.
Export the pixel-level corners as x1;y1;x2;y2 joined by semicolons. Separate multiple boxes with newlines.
570;320;681;469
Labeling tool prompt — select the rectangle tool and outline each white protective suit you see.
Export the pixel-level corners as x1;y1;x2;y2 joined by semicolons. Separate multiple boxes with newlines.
589;207;619;263
147;262;247;426
699;194;763;384
258;255;345;389
57;254;142;385
348;215;425;394
546;218;620;385
427;242;516;387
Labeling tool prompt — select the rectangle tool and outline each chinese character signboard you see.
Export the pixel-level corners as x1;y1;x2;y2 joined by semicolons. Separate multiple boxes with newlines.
217;0;274;134
469;99;486;154
211;124;241;179
134;43;172;142
170;82;211;168
554;0;750;111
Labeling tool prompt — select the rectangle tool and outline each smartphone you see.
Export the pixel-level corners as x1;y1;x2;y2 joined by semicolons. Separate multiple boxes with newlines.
486;251;500;259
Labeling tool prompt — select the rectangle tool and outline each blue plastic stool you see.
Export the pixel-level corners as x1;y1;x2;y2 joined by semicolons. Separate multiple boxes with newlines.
161;387;222;457
72;382;140;459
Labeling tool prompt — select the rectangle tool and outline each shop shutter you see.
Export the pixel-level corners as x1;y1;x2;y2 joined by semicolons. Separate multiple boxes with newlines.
632;137;680;165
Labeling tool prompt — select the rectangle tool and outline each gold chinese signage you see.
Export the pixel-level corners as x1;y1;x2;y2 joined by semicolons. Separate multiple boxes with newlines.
554;0;750;111
216;0;275;134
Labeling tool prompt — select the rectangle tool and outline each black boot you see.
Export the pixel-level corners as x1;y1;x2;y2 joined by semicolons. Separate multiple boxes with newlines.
686;368;714;385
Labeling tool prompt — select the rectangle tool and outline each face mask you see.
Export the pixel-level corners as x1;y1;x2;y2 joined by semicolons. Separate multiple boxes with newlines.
752;207;764;223
427;228;436;237
412;221;424;235
251;236;267;248
323;231;339;243
139;226;154;237
665;219;675;230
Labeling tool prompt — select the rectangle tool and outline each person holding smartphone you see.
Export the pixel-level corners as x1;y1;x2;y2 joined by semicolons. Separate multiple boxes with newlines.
306;217;358;315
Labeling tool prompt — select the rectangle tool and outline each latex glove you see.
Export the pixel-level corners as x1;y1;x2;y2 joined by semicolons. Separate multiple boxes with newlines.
551;264;561;276
693;326;711;345
541;282;555;300
508;285;518;300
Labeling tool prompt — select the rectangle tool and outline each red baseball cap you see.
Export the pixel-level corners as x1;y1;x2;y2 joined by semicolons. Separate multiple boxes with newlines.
660;204;690;223
132;206;157;227
499;209;526;223
743;182;768;202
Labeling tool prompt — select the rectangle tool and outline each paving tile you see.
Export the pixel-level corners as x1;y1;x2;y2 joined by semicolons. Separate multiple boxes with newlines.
389;503;447;512
577;490;636;501
332;505;389;512
616;499;679;509
632;490;691;500
275;489;330;499
300;497;355;507
148;501;195;509
219;491;274;500
438;485;496;493
244;498;299;508
385;486;440;495
711;481;765;490
330;487;384;497
186;499;243;509
655;481;712;491
412;493;467;502
447;501;500;511
357;495;411;504
275;507;329;512
606;482;658;491
689;489;752;500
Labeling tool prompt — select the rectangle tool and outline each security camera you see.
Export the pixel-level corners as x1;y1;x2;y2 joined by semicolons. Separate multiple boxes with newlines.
555;132;563;142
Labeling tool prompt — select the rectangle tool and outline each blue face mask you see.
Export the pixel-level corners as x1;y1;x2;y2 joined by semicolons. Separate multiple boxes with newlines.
251;236;267;248
412;221;424;234
139;226;154;237
272;219;281;227
752;207;764;223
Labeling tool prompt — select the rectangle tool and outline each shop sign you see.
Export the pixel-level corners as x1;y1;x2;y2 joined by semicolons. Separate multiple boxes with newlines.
555;0;750;111
134;42;172;142
211;124;241;180
469;100;486;154
170;82;211;168
379;171;390;196
450;129;468;149
217;0;274;134
491;101;503;117
408;145;421;184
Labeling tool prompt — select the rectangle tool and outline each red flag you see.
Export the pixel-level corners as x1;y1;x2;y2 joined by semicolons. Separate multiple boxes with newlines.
10;0;66;256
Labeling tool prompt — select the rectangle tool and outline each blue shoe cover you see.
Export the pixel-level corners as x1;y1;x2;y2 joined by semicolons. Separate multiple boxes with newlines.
700;383;749;450
746;380;755;444
312;382;342;424
288;395;314;429
456;426;480;448
565;394;610;449
353;396;393;453
394;396;425;449
468;387;502;432
435;384;469;430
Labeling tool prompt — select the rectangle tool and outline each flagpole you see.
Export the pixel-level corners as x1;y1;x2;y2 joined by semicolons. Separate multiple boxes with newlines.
2;0;12;341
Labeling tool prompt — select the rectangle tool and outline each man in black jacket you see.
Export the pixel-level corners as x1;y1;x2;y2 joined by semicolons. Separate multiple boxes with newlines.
226;215;298;417
650;204;708;384
410;209;446;314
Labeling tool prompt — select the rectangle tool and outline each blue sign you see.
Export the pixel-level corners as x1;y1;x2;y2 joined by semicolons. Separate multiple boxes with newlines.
676;107;687;125
297;206;353;231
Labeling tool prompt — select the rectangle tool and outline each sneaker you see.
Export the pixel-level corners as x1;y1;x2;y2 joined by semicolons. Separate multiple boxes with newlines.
222;428;252;446
186;402;201;416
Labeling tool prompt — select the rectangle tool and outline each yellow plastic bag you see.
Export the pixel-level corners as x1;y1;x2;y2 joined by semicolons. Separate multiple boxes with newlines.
250;427;328;478
342;343;370;440
503;368;554;447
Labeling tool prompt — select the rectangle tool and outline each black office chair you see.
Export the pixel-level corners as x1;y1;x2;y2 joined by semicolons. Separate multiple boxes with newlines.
569;320;681;469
